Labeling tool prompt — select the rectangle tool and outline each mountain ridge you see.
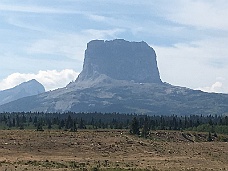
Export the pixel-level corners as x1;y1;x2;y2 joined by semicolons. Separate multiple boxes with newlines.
0;79;45;105
0;39;228;115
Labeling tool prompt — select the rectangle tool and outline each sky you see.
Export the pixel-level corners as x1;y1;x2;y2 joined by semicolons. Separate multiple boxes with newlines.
0;0;228;93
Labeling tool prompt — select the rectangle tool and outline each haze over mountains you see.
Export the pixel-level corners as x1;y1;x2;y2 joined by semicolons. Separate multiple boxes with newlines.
0;79;45;105
0;39;228;115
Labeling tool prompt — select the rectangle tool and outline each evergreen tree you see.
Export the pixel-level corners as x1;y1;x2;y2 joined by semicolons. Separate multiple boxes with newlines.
58;119;65;129
160;116;165;130
70;121;77;132
207;132;213;142
90;117;95;128
172;116;178;130
22;114;26;123
33;116;38;127
7;119;12;128
19;124;24;130
66;115;73;129
36;122;44;131
36;119;44;131
47;119;52;129
29;116;33;123
141;116;150;138
12;118;16;127
130;117;140;135
78;118;86;129
150;119;156;130
16;115;20;127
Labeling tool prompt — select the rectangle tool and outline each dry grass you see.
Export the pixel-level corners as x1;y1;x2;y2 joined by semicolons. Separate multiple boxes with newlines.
0;129;227;171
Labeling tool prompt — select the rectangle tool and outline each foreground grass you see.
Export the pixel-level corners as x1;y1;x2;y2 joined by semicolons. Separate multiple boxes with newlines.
0;129;227;171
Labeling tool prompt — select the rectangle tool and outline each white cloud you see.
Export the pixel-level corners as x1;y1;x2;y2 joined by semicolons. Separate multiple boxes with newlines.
159;0;228;30
26;36;83;59
82;29;124;39
87;14;107;22
0;3;79;14
197;81;223;93
0;69;79;91
196;77;227;93
86;13;146;37
26;29;124;60
153;37;228;93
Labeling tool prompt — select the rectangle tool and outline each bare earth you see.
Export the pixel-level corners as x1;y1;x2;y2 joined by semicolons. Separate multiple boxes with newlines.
0;130;227;171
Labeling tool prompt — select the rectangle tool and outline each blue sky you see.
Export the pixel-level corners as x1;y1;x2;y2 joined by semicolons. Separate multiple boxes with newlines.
0;0;228;93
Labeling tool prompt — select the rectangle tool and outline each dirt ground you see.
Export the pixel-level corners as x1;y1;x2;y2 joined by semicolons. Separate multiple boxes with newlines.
0;129;227;171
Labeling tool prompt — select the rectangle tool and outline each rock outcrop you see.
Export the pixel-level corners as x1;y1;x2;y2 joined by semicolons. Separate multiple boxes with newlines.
76;39;162;83
0;79;45;105
0;40;228;116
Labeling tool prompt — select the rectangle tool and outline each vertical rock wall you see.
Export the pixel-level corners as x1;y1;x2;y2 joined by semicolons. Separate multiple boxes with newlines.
76;39;162;83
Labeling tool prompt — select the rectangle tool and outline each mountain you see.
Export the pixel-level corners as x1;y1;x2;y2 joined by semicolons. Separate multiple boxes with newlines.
0;79;45;105
76;39;161;83
0;39;228;116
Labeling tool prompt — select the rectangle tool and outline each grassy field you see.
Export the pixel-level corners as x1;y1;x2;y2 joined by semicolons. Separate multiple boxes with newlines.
0;129;227;171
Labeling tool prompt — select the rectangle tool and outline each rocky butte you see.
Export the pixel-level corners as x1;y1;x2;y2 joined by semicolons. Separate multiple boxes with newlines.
76;39;161;84
0;39;228;115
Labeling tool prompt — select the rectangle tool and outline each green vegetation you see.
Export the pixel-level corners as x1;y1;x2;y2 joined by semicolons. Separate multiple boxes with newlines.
187;123;228;134
130;117;140;135
0;112;227;138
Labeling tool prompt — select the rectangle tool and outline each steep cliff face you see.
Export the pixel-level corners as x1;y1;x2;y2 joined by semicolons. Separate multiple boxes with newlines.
76;39;162;83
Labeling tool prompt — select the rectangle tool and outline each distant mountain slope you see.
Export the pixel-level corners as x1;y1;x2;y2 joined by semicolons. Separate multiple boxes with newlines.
0;79;45;105
0;76;228;115
0;40;228;115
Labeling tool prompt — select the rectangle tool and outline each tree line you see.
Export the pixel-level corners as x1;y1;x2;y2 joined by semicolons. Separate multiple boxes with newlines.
0;112;227;135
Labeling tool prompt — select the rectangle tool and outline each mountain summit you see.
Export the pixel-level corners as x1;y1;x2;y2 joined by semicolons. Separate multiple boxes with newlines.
76;39;162;83
0;79;45;105
0;40;228;115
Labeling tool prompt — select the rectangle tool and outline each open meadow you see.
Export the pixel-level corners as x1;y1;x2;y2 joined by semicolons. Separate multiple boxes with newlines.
0;129;227;171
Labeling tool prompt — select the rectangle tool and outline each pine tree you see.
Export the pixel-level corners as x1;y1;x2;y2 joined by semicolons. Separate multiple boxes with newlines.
141;116;150;138
130;117;140;135
58;119;65;129
66;115;73;129
47;119;52;129
16;115;20;127
36;120;44;131
207;132;213;142
78;118;86;129
70;121;77;132
33;116;38;127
